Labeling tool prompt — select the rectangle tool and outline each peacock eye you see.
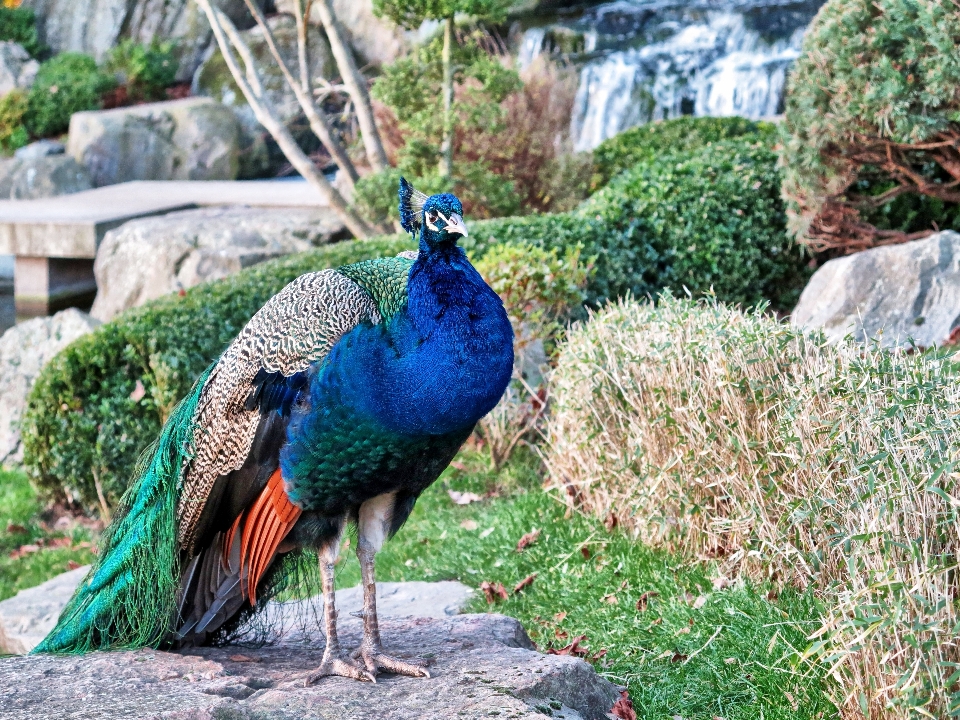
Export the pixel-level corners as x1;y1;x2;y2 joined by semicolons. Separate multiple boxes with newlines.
425;210;439;225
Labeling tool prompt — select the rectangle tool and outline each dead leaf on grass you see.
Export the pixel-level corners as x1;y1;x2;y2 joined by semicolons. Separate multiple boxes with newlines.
6;523;26;534
609;689;637;720
604;512;618;531
460;519;479;531
480;581;508;604
514;573;537;593
602;593;618;605
579;545;591;560
515;528;541;552
448;490;483;505
553;611;567;622
547;634;589;657
693;595;708;610
635;590;660;612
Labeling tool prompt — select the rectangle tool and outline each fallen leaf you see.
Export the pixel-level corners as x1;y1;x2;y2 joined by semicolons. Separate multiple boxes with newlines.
676;626;691;635
6;523;26;534
602;593;618;605
604;512;618;531
479;527;495;539
547;634;589;657
553;611;567;622
579;545;591;560
693;595;708;610
67;560;80;570
479;581;508;604
590;648;608;661
610;689;637;720
670;652;687;663
712;576;731;591
460;519;479;531
129;379;146;402
514;573;537;594
555;628;569;640
228;654;260;663
448;490;483;505
635;590;660;612
515;528;541;552
724;657;738;665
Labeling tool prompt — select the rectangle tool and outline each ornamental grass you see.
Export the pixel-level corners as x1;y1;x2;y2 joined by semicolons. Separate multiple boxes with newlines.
544;294;960;718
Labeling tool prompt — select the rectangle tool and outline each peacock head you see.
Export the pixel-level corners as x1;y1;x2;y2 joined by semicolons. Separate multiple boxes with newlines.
398;176;468;250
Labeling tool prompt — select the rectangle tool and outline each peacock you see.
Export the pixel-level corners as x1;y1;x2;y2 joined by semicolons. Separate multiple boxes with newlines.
34;178;515;683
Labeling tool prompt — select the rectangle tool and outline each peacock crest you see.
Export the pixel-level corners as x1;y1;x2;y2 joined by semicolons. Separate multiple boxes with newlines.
398;176;429;236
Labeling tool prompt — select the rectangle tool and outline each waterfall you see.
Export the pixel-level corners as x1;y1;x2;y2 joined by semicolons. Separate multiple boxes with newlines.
517;0;823;151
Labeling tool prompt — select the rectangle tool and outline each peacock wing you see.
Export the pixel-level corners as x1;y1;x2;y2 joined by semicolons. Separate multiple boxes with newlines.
175;268;382;555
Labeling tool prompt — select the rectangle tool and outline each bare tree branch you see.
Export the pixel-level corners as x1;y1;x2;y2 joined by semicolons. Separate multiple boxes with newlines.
313;0;389;172
196;0;375;238
295;0;312;96
239;0;360;189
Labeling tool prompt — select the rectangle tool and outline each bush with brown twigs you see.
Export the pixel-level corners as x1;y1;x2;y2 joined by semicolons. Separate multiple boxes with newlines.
544;294;960;719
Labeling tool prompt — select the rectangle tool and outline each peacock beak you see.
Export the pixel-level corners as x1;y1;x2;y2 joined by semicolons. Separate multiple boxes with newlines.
445;213;468;237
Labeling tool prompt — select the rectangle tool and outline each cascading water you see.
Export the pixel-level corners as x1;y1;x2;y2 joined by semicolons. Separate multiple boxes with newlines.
513;0;824;150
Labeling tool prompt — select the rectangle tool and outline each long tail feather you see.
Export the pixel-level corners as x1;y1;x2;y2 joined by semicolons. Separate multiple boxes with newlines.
33;367;213;654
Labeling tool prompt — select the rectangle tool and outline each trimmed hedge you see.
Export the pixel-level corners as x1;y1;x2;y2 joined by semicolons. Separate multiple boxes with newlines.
591;116;777;189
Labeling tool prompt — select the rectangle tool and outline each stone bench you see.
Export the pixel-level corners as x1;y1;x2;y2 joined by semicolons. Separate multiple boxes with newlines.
0;179;328;316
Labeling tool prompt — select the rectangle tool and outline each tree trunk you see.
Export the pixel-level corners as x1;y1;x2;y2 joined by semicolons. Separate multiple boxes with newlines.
439;15;455;179
197;0;375;239
314;0;389;173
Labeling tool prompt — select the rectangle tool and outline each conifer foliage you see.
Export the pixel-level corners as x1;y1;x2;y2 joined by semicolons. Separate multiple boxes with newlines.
781;0;960;253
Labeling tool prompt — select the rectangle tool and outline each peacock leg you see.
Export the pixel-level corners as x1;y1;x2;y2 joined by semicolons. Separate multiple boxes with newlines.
305;530;375;685
352;493;431;679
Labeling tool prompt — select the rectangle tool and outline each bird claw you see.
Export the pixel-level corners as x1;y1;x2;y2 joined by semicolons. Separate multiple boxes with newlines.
352;646;431;679
305;655;377;685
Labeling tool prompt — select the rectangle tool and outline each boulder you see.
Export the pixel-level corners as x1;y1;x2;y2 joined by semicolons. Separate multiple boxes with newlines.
0;569;471;655
13;139;65;160
67;97;241;187
0;41;38;95
792;230;960;348
0;612;620;719
0;308;101;464
192;15;334;179
0;564;91;655
0;155;92;199
21;0;266;80
90;205;348;322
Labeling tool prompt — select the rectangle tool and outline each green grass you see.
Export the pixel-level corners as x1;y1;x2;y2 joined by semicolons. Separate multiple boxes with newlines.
333;447;838;720
0;467;96;602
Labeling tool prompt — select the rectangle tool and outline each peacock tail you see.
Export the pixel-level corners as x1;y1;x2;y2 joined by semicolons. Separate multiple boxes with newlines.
33;366;213;654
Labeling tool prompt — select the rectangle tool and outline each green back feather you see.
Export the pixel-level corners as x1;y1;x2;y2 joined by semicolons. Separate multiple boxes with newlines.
337;256;414;322
33;366;213;654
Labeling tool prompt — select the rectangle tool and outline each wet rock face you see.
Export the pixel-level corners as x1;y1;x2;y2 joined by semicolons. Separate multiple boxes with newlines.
0;614;621;720
67;97;241;187
792;230;960;348
90;205;348;322
0;308;100;464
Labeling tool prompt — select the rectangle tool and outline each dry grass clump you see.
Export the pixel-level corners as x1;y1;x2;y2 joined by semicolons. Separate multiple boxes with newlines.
544;294;960;719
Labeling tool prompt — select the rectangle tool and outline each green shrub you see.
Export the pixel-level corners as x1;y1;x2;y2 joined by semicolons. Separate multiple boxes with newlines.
546;294;960;717
22;237;413;511
104;40;178;103
25;53;116;138
0;6;44;58
580;137;809;308
592;116;777;189
0;88;29;154
780;0;960;252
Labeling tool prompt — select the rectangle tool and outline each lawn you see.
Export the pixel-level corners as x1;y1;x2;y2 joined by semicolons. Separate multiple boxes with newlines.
0;449;837;719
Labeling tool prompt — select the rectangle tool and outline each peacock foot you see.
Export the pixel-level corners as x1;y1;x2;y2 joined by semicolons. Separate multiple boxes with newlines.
352;645;431;679
305;653;377;685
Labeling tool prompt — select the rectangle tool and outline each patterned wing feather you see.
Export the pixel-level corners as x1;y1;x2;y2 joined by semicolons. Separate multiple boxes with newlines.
176;270;380;554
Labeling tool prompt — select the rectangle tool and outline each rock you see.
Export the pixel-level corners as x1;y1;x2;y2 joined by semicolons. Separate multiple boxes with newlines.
90;205;347;322
0;155;92;199
14;139;65;160
0;308;101;464
22;0;266;80
67;97;241;187
0;41;38;95
0;569;472;655
0;565;91;655
792;230;960;348
192;15;334;179
0;613;620;719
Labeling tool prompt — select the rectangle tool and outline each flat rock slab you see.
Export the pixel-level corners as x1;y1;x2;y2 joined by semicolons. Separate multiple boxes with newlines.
0;570;471;655
0;179;330;259
0;614;620;720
